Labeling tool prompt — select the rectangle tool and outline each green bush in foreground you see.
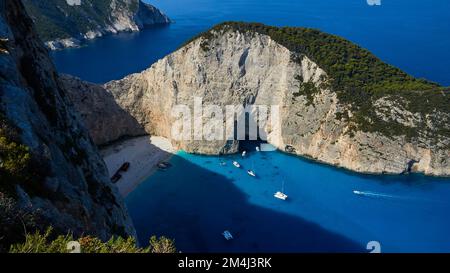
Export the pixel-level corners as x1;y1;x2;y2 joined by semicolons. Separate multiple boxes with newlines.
9;228;176;253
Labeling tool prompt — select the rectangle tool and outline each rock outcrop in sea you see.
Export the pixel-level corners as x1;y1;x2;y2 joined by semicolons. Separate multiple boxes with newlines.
23;0;171;50
0;0;136;248
104;23;450;176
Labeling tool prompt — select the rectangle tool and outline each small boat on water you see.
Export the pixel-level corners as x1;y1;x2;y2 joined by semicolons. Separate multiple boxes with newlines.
256;146;260;152
220;161;227;166
233;161;241;168
222;230;233;240
157;162;172;170
274;191;288;200
353;190;363;195
247;161;256;177
242;151;247;157
274;180;288;200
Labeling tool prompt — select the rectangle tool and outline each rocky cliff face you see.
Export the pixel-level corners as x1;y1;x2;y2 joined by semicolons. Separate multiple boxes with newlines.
23;0;171;50
105;23;449;176
0;0;135;244
60;75;145;146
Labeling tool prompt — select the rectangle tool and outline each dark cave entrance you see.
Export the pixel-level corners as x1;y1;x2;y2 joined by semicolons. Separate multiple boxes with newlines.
235;111;268;153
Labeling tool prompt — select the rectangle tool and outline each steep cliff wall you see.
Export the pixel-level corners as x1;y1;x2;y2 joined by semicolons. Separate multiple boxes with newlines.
23;0;171;50
61;75;145;146
105;23;449;176
0;0;135;248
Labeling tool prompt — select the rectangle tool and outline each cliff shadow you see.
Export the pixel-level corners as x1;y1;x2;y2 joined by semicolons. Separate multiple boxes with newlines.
125;152;365;253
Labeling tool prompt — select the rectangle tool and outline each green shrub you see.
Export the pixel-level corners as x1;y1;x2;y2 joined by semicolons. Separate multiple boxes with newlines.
0;116;32;195
0;194;38;252
9;228;177;254
148;235;177;253
0;115;50;197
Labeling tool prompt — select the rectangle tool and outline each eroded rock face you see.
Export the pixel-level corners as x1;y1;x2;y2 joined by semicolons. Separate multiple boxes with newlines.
105;27;449;176
0;0;135;240
60;75;145;146
22;0;171;50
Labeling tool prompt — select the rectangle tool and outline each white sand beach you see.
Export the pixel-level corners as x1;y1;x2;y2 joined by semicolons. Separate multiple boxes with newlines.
100;136;175;197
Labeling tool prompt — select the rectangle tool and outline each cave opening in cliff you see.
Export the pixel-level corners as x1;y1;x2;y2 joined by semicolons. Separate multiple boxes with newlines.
236;111;268;153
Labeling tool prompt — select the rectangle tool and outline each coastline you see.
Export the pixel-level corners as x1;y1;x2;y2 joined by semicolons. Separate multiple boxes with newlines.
101;135;175;197
45;23;172;51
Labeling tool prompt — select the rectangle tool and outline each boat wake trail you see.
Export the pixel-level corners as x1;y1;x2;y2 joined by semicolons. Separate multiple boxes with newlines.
353;190;450;205
353;190;400;199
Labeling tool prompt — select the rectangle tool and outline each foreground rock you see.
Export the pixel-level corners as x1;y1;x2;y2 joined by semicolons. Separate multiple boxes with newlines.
0;0;135;245
23;0;171;50
105;23;449;176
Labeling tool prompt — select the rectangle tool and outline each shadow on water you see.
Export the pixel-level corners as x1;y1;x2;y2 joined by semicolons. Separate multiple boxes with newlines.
126;153;364;253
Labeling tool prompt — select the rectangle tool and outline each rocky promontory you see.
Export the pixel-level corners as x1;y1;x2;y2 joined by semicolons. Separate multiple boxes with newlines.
23;0;171;50
105;22;449;176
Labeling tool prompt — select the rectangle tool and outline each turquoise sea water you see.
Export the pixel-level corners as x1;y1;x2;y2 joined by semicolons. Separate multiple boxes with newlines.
127;149;450;252
50;0;450;252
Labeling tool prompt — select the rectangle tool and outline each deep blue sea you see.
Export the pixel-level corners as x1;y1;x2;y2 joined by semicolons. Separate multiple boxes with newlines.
52;0;450;86
51;0;450;252
127;150;450;252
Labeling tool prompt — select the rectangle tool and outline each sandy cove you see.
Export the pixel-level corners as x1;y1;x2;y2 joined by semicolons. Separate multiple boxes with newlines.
100;136;175;197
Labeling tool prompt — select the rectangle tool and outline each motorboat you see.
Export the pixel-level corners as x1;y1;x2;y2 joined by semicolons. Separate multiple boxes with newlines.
157;162;172;169
247;161;256;177
233;161;241;168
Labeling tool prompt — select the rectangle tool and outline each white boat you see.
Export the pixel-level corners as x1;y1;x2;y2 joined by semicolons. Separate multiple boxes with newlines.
247;161;256;177
242;151;247;157
233;161;241;168
256;146;260;152
274;180;288;200
274;191;288;200
353;190;363;195
222;230;233;240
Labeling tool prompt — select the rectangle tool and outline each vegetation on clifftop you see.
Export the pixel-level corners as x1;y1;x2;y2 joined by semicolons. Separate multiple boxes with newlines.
22;0;142;42
23;0;117;41
187;22;449;141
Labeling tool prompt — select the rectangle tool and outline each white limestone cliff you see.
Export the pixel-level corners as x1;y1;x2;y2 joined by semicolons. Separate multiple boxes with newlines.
105;27;449;176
